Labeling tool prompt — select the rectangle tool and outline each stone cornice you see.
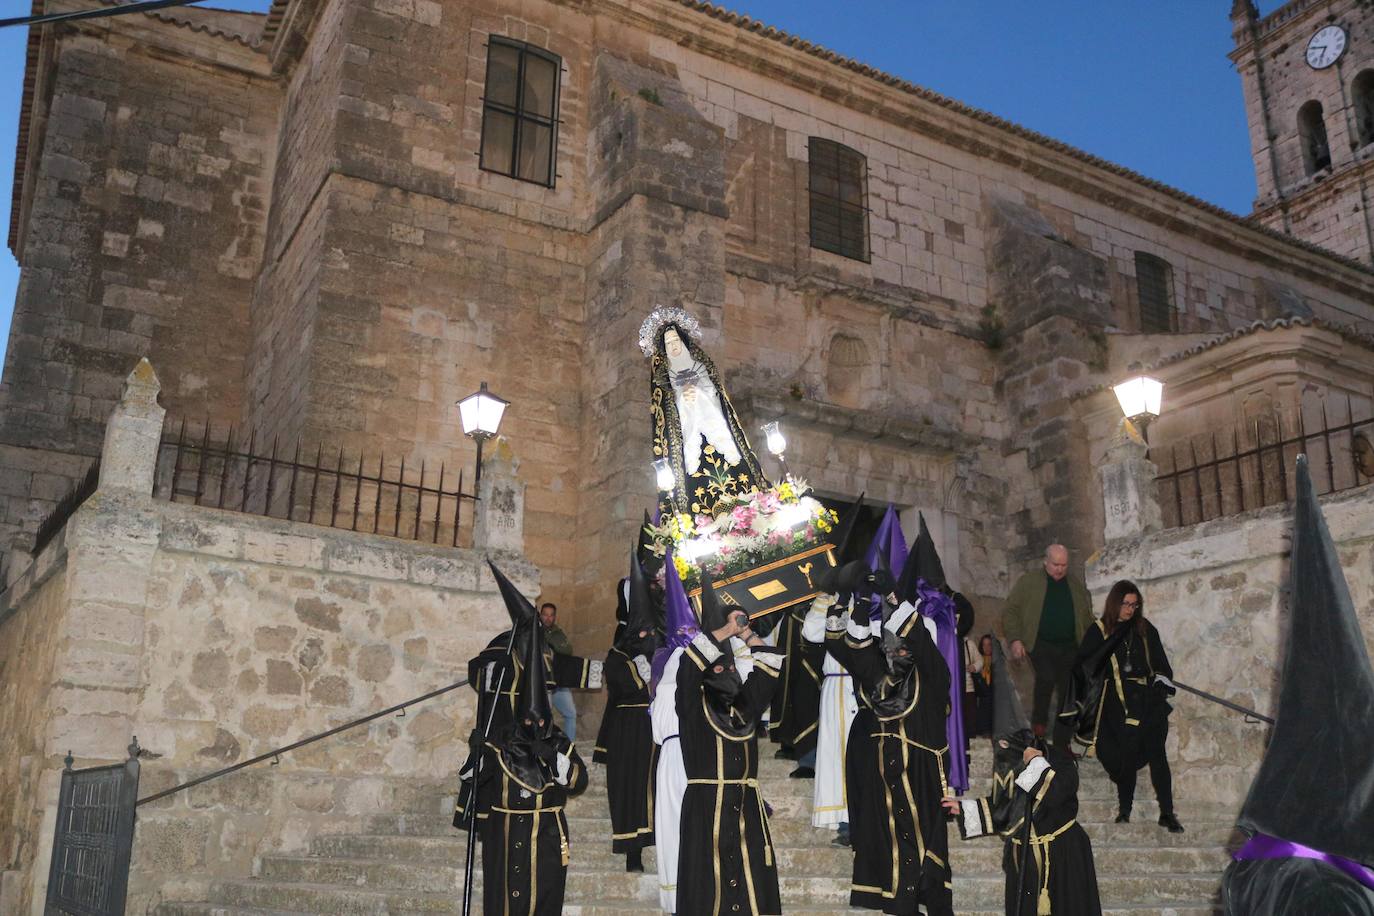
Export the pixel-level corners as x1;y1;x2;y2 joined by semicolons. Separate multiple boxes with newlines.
734;391;984;456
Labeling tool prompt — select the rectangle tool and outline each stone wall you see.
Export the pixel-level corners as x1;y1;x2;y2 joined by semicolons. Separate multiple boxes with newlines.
0;486;531;915
1086;477;1374;811
0;14;276;554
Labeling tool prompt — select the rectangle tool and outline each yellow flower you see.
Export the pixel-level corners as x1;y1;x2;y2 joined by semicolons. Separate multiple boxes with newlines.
673;554;691;579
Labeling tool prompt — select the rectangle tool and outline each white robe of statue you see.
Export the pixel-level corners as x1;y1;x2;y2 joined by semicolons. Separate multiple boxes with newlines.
651;637;754;912
664;328;742;476
803;597;859;830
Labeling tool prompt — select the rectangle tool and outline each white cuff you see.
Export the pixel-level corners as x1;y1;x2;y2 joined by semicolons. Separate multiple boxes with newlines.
1015;756;1052;792
960;798;982;838
810;594;835;615
587;659;604;689
555;752;571;785
885;601;917;635
847;616;871;641
825;613;846;633
691;632;723;662
751;648;784;667
1154;674;1175;690
634;655;652;682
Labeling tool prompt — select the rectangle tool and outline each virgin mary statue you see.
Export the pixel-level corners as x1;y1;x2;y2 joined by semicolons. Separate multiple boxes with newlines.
639;306;769;518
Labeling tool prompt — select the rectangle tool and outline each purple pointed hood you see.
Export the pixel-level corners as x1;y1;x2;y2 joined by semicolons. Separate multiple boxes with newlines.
864;504;909;621
650;547;699;691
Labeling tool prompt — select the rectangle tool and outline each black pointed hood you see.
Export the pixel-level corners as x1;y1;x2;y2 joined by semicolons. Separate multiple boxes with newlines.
488;559;538;630
1237;456;1374;864
898;512;946;602
617;552;663;657
518;607;554;736
637;509;663;577
817;493;865;593
697;570;732;650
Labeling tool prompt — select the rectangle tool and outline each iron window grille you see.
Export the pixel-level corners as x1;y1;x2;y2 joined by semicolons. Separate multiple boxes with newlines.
808;137;869;262
1135;252;1175;333
479;37;561;187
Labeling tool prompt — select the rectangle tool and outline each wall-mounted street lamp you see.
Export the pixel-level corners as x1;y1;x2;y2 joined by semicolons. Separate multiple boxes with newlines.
1113;375;1164;443
457;381;509;489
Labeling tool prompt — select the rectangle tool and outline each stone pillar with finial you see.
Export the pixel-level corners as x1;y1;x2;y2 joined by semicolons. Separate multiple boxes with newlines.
99;358;166;496
1097;417;1164;543
473;436;526;555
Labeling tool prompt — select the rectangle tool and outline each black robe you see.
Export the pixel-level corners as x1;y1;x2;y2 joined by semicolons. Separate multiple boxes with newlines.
767;602;823;754
1224;856;1374;915
455;632;602;825
601;647;658;853
1074;619;1173;784
676;636;785;915
456;735;589;916
830;610;953;916
957;746;1102;916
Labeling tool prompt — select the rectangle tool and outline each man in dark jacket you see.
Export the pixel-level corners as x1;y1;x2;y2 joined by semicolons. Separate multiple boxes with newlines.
1001;544;1093;748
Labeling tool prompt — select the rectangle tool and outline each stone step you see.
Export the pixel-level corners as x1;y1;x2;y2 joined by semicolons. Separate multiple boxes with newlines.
204;880;460;914
160;901;1221;916
313;833;1229;877
360;813;1239;848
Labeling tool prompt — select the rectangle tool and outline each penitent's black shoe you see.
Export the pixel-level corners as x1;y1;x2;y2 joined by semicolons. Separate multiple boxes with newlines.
1159;813;1185;833
1114;811;1130;823
789;766;815;779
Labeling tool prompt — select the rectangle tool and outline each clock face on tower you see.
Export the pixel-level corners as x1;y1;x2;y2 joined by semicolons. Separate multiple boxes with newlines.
1306;25;1348;70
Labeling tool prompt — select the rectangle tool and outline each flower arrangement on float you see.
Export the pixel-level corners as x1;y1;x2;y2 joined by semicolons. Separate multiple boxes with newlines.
645;477;838;590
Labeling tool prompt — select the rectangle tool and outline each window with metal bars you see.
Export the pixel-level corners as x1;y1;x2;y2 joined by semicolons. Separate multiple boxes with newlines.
1135;252;1175;333
808;137;869;262
1297;100;1331;176
479;38;560;187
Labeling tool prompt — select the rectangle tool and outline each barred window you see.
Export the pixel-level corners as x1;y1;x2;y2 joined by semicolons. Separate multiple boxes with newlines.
1353;71;1374;148
1135;252;1174;333
479;38;560;187
808;137;869;262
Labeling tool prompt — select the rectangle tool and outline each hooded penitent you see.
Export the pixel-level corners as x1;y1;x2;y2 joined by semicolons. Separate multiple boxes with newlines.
496;607;561;790
1223;457;1374;912
696;570;754;738
986;638;1039;834
488;558;539;656
896;517;969;792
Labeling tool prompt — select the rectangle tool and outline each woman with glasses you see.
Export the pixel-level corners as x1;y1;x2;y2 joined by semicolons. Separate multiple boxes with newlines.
1071;579;1184;833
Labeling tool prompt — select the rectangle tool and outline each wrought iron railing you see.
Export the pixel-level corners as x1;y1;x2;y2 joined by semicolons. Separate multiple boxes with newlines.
153;420;478;546
32;461;100;555
1152;396;1374;529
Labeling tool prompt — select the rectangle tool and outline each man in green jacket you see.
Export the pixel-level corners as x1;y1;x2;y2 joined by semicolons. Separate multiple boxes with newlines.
1002;544;1094;748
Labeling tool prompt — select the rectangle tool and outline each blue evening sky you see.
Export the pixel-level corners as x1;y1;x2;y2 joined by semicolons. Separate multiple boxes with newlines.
0;1;1286;368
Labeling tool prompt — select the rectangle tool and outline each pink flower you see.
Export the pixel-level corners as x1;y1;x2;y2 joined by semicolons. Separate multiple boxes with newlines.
730;504;756;532
695;514;712;529
756;492;781;514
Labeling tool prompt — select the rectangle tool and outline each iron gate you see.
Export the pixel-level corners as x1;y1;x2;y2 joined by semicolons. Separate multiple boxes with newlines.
45;741;140;916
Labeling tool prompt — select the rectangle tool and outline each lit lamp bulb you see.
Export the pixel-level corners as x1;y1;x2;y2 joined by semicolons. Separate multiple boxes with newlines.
1112;375;1164;442
762;421;786;457
653;458;675;492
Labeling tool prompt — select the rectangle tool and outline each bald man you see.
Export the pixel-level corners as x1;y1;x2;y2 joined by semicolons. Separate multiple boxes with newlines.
1002;544;1093;747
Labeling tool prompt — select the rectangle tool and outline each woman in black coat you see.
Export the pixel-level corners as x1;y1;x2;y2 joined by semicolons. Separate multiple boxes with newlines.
1072;579;1184;832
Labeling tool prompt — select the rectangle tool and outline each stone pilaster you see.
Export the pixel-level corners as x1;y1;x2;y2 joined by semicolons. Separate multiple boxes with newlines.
473;437;526;556
1097;418;1163;543
98;359;166;496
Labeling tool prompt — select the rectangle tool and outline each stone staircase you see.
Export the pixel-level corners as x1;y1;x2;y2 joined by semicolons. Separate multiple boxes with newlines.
157;746;1235;914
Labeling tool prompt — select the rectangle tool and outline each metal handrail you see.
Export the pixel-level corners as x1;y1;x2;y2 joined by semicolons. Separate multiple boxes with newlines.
136;677;469;807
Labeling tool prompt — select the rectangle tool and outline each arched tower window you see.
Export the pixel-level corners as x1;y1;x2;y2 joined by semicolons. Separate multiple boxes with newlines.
1298;100;1331;175
1353;71;1374;149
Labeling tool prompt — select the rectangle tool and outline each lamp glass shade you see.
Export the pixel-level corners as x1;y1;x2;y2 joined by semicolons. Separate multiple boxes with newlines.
762;421;786;456
653;458;675;492
1113;376;1164;419
458;382;509;437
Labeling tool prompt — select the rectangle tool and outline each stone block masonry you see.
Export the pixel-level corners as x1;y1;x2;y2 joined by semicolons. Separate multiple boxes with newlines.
0;483;534;915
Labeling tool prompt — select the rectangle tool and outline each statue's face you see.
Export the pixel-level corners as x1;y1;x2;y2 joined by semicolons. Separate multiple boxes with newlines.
663;328;693;371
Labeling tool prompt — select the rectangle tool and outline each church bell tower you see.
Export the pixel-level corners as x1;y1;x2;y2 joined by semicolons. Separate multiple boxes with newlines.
1230;0;1374;264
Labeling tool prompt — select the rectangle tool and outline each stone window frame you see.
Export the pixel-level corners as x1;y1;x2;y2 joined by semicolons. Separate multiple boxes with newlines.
1134;252;1175;333
1296;99;1332;176
1352;70;1374;150
478;36;562;188
807;136;870;263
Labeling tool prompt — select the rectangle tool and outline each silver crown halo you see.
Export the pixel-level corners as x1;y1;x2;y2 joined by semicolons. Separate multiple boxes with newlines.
638;305;702;358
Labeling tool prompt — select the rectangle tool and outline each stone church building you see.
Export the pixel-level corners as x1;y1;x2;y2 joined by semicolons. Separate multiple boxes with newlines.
1;0;1374;909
